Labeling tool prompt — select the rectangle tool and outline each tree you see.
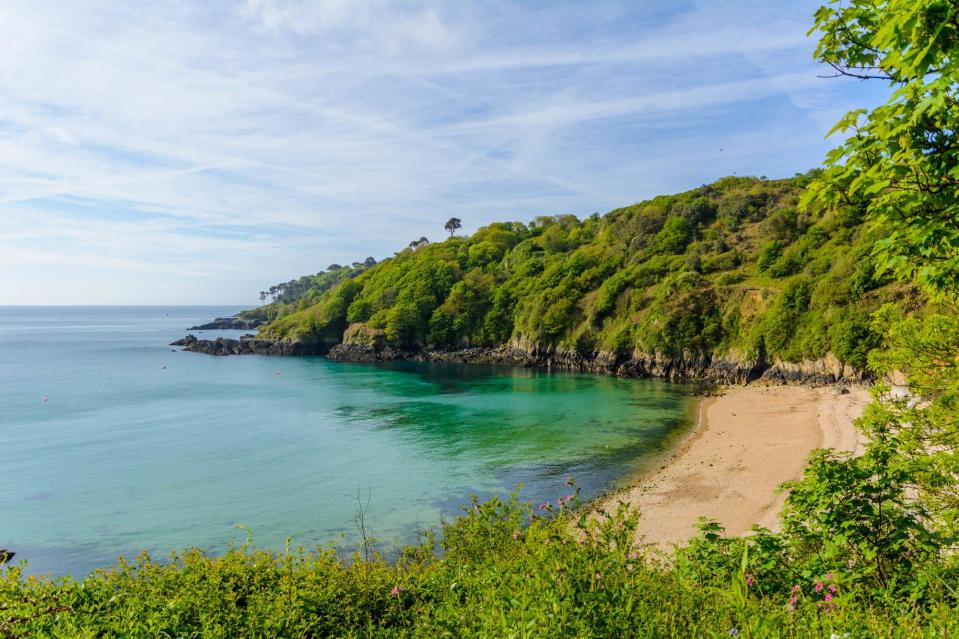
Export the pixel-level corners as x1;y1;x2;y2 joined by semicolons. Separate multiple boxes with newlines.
785;0;959;587
326;263;342;272
444;217;462;237
363;256;377;267
805;0;959;297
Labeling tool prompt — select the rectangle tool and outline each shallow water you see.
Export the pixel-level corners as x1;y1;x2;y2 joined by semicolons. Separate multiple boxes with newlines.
0;306;695;577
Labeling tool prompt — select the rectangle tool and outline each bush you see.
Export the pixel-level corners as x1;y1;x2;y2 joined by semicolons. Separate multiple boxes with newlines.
2;490;955;638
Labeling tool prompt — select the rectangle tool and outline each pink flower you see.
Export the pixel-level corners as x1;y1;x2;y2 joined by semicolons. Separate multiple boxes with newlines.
826;573;834;581
539;502;549;510
823;592;833;602
566;494;575;502
814;581;824;593
390;585;405;596
828;583;838;594
745;573;755;587
790;585;801;594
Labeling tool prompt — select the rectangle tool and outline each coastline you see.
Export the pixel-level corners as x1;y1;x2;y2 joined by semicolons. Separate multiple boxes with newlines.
601;384;872;549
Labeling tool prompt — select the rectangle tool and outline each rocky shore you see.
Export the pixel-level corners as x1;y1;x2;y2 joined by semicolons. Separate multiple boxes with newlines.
326;341;864;385
171;329;866;385
187;316;265;331
170;334;327;356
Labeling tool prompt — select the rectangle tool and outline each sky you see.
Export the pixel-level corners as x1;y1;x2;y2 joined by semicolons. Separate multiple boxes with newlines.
0;0;889;305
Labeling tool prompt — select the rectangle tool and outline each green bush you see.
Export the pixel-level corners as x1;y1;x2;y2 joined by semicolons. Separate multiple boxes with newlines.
2;489;954;638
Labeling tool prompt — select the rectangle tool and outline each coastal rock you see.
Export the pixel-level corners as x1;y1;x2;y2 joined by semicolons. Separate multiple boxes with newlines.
325;338;863;386
759;353;866;385
187;316;265;331
176;329;865;386
170;334;328;356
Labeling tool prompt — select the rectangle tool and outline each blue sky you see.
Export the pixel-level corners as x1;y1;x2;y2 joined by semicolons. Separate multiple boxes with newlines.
0;0;888;305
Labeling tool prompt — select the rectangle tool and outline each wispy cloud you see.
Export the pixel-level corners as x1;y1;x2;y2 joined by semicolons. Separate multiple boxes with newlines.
0;0;888;304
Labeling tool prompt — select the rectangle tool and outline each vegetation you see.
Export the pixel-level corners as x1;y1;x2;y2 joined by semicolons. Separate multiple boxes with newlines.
258;173;913;373
3;0;959;636
1;492;955;638
245;258;377;322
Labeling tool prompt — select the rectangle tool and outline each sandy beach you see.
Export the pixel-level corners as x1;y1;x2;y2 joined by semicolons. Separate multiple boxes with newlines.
602;385;872;549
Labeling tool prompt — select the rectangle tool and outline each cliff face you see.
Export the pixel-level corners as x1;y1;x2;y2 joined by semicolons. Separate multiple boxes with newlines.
173;324;866;385
322;330;866;386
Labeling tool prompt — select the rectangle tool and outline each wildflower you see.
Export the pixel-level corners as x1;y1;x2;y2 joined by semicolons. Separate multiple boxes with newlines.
728;629;739;637
543;539;550;546
814;581;824;593
577;532;587;545
566;476;576;486
823;592;834;603
539;502;549;510
790;584;800;594
825;573;834;581
512;531;521;540
745;573;755;587
566;494;575;502
828;583;838;594
594;572;602;580
389;585;405;596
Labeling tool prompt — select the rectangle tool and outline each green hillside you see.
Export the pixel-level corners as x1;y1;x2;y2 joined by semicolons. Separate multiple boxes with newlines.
254;172;915;373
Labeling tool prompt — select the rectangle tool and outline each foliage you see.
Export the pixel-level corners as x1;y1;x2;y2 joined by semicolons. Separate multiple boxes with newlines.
805;0;959;297
2;493;956;638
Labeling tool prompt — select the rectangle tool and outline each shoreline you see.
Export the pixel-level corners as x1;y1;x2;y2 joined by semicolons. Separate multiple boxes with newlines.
600;384;871;549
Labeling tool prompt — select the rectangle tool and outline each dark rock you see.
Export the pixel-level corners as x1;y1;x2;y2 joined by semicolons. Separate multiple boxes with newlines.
325;338;866;386
0;549;14;565
174;327;867;386
187;316;265;331
170;334;331;356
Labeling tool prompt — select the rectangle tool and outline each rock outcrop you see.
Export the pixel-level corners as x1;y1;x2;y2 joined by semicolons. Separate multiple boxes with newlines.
187;317;265;331
170;334;327;356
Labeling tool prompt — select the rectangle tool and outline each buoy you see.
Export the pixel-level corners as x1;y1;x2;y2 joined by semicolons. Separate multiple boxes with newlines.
274;370;280;376
42;396;48;402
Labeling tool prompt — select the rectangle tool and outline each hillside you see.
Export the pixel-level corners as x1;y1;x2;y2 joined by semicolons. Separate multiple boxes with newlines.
218;172;916;382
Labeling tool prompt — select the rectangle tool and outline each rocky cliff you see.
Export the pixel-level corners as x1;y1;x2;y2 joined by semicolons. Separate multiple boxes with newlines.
323;327;866;386
173;327;866;385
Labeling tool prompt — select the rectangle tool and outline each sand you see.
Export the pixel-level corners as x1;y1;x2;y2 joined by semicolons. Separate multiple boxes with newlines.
601;385;872;549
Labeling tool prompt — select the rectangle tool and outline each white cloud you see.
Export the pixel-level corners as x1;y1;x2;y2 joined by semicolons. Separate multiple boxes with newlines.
0;0;871;304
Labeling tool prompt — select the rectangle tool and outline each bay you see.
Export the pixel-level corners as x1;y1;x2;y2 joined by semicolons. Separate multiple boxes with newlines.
0;306;695;577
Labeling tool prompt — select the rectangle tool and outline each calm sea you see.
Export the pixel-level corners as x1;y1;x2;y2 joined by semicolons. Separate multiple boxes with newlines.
0;306;694;577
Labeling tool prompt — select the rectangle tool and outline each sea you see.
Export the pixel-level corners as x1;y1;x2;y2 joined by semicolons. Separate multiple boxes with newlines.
0;306;695;577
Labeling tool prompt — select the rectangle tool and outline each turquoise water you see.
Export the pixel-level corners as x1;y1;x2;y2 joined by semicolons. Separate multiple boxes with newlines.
0;306;695;577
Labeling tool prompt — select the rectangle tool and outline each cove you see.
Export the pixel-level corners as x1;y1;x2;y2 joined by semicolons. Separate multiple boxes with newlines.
0;306;696;577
